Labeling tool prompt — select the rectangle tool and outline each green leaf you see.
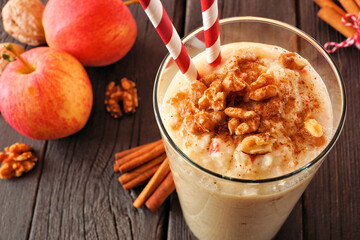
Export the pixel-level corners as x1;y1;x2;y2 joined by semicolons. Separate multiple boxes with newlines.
1;53;15;62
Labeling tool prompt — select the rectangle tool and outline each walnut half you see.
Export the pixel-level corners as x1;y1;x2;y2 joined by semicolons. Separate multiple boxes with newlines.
0;143;37;179
198;80;227;111
248;74;278;101
105;78;138;119
240;133;276;155
304;118;323;137
225;107;260;135
279;52;307;70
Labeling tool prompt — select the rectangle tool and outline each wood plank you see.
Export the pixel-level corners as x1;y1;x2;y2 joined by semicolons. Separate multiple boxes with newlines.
168;1;302;240
184;0;296;35
23;1;185;239
299;1;360;240
0;0;47;239
0;118;46;240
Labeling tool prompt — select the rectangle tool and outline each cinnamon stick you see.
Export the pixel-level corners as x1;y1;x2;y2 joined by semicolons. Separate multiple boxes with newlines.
115;145;143;160
318;7;357;38
114;147;139;172
133;158;170;208
122;164;161;190
119;153;166;184
339;0;360;15
114;139;162;171
118;143;165;173
145;172;175;212
314;0;347;15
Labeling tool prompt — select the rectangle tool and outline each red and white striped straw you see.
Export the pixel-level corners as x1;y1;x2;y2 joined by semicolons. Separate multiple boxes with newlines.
138;0;199;81
200;0;221;66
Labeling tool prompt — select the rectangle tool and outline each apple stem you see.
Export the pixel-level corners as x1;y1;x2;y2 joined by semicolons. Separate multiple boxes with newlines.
124;0;139;6
4;43;35;73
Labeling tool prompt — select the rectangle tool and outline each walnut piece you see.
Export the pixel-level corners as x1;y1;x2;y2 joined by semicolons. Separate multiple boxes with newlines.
179;99;218;135
105;78;138;119
279;52;307;70
222;74;247;92
241;133;276;155
0;143;37;179
224;107;260;135
179;99;197;117
248;74;278;101
249;85;278;101
304;118;323;137
190;80;207;102
184;111;214;135
198;80;227;111
2;0;45;46
0;43;25;76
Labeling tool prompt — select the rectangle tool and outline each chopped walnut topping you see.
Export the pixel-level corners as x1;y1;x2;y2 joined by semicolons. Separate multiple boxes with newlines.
179;99;197;117
198;80;227;111
248;74;273;91
241;133;276;155
105;78;138;118
228;118;240;135
222;74;247;92
209;111;227;125
184;111;214;134
190;80;207;101
249;85;278;101
279;52;307;70
304;118;323;137
201;73;225;87
224;107;260;135
179;99;219;135
224;107;258;119
248;74;278;101
0;143;37;179
167;48;327;161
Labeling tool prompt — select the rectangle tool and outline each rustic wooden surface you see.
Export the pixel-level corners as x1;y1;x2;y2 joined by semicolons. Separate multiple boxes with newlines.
0;0;359;239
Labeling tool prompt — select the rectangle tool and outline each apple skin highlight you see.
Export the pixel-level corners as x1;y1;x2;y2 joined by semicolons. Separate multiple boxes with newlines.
42;0;137;67
0;47;93;140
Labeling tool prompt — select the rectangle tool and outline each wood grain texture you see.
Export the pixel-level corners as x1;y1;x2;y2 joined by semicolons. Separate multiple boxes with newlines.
0;1;47;240
299;1;360;240
184;0;296;35
0;117;46;240
26;0;185;239
0;0;359;239
0;0;183;239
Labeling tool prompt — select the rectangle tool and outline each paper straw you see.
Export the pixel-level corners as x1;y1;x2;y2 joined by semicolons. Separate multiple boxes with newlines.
200;0;221;66
139;0;199;81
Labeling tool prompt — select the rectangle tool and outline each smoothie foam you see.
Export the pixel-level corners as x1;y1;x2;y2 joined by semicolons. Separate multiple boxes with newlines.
161;42;333;180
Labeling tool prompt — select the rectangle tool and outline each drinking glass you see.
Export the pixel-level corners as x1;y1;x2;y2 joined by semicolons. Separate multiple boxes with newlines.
154;17;346;240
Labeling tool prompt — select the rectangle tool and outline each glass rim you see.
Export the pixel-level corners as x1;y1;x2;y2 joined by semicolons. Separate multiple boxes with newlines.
153;16;347;184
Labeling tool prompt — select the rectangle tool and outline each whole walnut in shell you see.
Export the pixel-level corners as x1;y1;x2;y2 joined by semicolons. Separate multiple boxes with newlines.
2;0;46;46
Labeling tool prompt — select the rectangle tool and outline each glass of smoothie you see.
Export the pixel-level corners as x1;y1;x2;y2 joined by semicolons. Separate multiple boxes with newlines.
153;17;346;240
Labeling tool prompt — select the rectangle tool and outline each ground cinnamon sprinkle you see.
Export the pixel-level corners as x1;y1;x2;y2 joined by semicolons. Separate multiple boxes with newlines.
168;51;326;159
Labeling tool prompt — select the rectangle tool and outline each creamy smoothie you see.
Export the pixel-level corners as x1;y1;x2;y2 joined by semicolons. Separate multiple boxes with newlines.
159;43;333;240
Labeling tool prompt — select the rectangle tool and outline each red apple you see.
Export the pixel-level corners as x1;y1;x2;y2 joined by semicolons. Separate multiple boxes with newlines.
0;47;93;140
42;0;137;67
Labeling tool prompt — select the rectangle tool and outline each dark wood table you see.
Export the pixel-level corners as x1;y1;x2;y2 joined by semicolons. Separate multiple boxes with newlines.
0;0;359;239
